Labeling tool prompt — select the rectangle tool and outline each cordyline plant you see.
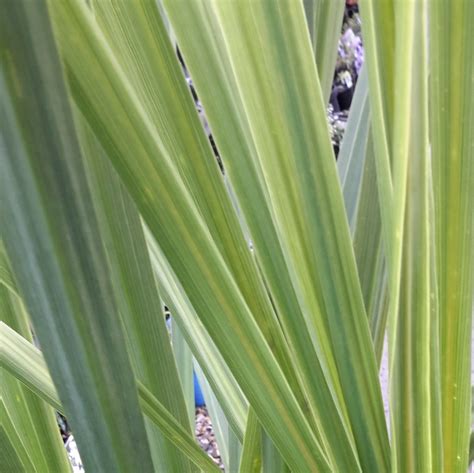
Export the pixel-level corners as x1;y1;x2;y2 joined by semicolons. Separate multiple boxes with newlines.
0;1;472;472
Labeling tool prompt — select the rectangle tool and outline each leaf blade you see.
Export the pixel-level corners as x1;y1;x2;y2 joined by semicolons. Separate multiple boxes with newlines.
429;2;474;471
0;322;221;473
48;1;331;469
0;2;154;470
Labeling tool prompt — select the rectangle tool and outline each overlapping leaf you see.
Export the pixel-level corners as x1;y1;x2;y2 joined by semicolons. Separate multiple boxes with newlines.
0;1;471;472
47;0;331;469
0;322;220;473
0;2;154;471
429;2;474;471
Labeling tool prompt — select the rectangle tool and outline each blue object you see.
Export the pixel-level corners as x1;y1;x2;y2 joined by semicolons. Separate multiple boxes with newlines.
193;371;205;407
166;316;206;407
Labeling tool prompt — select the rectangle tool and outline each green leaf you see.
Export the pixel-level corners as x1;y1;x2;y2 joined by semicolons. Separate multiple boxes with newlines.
470;431;474;467
228;427;242;473
358;2;396;318
0;243;20;298
2;1;471;471
90;0;302;402
0;1;154;471
0;321;221;473
358;0;395;221
47;2;334;468
350;141;388;364
303;0;345;102
0;246;70;473
162;0;351;454
147;234;248;442
164;1;389;471
388;5;443;471
337;67;372;233
139;384;221;473
429;2;474;471
262;432;290;473
238;409;262;473
337;68;387;362
77;115;196;473
0;323;63;413
0;401;33;473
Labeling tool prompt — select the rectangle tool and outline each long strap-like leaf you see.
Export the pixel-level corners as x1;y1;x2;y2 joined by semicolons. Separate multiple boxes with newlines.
429;3;474;471
166;2;389;471
78;115;196;473
163;1;352;456
47;1;330;469
89;0;302;404
147;234;248;441
0;400;34;473
389;4;443;471
0;244;70;473
337;68;388;363
0;322;221;473
0;2;154;471
238;408;262;473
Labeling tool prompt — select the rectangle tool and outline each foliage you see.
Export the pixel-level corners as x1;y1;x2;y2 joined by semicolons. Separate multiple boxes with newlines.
0;1;472;472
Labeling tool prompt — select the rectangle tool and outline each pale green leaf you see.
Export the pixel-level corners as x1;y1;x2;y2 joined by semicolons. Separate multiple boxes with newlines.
0;401;34;473
228;428;242;473
147;234;248;441
90;0;301;402
161;2;353;457
166;2;389;471
337;68;387;362
162;3;393;471
389;5;442;471
238;409;262;473
429;2;474;471
25;1;332;466
358;0;395;214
